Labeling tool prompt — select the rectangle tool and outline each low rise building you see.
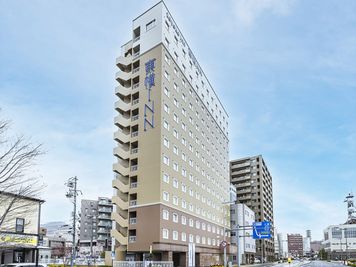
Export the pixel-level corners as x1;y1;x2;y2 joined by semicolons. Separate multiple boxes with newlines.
322;224;356;260
0;192;44;264
230;204;256;264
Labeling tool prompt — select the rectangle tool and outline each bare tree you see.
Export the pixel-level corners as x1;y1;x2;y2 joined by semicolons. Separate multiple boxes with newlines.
0;112;45;229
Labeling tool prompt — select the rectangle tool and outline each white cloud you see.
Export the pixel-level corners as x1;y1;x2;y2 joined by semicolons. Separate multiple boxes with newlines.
231;0;296;26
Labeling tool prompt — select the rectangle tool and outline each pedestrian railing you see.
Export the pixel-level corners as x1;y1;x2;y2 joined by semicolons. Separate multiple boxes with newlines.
114;261;173;267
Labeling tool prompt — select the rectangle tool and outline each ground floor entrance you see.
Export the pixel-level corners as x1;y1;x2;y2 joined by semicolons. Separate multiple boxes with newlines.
0;248;38;264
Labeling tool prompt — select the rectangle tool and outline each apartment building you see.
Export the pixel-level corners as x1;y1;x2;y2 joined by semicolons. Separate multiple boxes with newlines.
112;2;230;266
79;197;112;256
230;155;275;261
287;234;303;257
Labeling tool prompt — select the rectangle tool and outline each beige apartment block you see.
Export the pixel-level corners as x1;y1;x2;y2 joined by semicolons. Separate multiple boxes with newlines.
112;2;231;266
230;155;275;261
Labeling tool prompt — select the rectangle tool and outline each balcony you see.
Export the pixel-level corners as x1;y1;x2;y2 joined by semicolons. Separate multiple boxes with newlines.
113;145;130;160
114;130;130;144
129;200;137;207
131;148;138;155
131;115;139;122
98;207;112;213
132;83;140;90
112;178;129;194
129;236;136;243
112;212;128;228
133;51;140;58
115;100;131;112
111;228;128;246
115;71;131;82
130;165;138;172
114;115;130;128
98;214;111;220
115;84;132;97
131;131;138;138
130;182;138;189
231;169;251;175
132;67;140;74
112;195;129;210
129;218;137;225
113;162;129;177
133;36;140;43
235;182;251;189
132;98;139;105
116;55;132;69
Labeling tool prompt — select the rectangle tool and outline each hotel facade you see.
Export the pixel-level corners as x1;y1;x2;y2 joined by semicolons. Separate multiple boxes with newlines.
112;2;231;266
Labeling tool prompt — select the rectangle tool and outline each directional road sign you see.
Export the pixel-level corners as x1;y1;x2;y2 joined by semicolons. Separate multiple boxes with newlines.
252;221;271;239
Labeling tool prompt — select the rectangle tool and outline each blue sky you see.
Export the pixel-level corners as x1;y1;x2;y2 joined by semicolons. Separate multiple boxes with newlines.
1;0;356;240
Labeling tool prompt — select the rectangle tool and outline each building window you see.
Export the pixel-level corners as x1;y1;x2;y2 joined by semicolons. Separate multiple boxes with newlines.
164;71;170;81
163;155;169;166
173;196;179;206
163;173;169;183
189;219;194;227
146;19;156;31
162;228;169;239
164;120;170;130
164;104;170;114
173;230;178;240
173;213;178;223
163;191;169;202
15;218;25;233
181;216;187;225
163;210;169;220
189;234;194;243
163;138;170;148
173;178;179;188
181;232;187;241
164;87;170;97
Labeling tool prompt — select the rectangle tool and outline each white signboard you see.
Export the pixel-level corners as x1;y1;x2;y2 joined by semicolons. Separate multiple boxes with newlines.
188;243;195;267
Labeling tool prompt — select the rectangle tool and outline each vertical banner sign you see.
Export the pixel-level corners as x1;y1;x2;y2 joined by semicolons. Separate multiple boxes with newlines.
144;58;156;131
188;243;195;267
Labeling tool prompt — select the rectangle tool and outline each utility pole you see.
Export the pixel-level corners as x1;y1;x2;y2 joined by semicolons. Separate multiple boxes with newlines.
65;176;81;267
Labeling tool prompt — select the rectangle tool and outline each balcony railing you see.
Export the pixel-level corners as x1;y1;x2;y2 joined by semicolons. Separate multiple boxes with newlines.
132;83;139;89
133;51;140;58
130;182;137;189
132;67;140;74
129;200;137;206
129;236;136;243
133;36;140;42
132;99;139;105
129;218;137;224
131;165;138;171
131;148;138;154
131;131;138;137
131;115;139;122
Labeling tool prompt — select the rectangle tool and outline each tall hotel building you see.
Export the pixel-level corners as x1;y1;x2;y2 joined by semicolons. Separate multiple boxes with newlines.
112;2;230;266
230;155;275;261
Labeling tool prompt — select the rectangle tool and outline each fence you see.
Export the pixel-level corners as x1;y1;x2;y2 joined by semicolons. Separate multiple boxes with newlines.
113;261;173;267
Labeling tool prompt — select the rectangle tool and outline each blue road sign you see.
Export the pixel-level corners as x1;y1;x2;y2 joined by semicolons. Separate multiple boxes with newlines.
252;221;271;239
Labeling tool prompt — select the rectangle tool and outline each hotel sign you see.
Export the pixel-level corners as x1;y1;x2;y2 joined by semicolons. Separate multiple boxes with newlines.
0;233;38;247
144;58;156;131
